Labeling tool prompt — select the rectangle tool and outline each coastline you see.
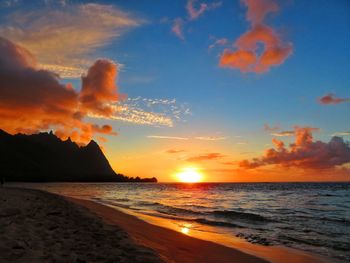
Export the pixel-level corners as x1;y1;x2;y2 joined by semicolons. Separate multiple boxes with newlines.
1;186;334;263
69;197;333;263
69;197;267;263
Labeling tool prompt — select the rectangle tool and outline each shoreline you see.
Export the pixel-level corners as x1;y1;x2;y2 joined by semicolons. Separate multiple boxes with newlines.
1;186;335;263
69;197;333;263
69;196;267;263
1;187;265;263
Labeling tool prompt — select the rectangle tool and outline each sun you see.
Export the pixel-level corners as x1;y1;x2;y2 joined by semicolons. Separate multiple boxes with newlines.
176;167;203;183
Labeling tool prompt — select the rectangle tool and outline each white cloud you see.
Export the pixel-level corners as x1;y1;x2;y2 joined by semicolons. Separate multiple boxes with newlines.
90;97;191;127
194;136;227;141
0;3;141;78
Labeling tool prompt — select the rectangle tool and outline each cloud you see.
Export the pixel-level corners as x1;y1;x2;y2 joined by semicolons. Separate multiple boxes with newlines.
187;152;225;162
0;3;140;78
91;124;117;136
172;18;185;40
102;97;190;127
147;135;189;140
80;60;124;117
271;131;295;137
221;161;236;165
264;123;280;132
244;0;278;24
239;126;350;170
186;0;222;20
208;38;229;50
318;93;350;105
172;1;221;39
194;136;227;141
265;124;299;137
147;134;227;141
219;0;292;73
165;149;186;154
0;37;119;143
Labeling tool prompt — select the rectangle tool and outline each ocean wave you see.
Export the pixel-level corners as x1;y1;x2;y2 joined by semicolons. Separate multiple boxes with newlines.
194;218;242;228
133;201;273;224
139;210;243;228
211;210;272;222
134;201;204;217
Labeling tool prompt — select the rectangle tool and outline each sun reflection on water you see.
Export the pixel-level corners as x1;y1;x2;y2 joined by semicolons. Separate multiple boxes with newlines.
181;227;189;234
180;223;192;235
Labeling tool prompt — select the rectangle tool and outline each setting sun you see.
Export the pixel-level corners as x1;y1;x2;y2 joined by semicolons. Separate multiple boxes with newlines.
176;167;203;183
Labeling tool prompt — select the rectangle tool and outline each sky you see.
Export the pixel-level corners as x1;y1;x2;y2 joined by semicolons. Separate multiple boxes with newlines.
0;0;349;182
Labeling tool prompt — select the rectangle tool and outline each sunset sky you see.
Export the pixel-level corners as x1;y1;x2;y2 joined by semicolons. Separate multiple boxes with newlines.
0;0;349;182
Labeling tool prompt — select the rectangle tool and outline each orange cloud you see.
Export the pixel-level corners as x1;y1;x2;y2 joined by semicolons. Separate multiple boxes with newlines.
318;93;350;105
187;152;225;162
0;37;119;144
165;149;186;154
92;124;117;135
244;0;278;25
219;0;292;73
264;123;294;137
239;126;350;170
271;131;295;137
80;60;125;117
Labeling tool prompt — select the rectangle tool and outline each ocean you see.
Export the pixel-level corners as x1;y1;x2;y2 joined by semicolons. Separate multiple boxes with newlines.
16;182;350;262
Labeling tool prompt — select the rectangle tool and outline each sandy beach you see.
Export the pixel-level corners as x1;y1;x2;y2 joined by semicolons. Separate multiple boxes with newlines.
1;186;335;263
0;187;266;263
0;187;164;263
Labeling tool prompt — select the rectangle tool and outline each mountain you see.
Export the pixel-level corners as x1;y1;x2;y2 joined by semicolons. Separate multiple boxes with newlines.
0;129;157;182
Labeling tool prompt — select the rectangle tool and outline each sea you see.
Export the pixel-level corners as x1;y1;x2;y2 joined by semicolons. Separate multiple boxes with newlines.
14;182;350;262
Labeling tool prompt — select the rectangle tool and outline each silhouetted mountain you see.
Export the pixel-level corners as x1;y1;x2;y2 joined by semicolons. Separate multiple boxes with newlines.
0;129;157;182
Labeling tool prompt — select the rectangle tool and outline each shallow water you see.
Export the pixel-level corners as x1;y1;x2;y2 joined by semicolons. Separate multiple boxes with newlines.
15;182;350;262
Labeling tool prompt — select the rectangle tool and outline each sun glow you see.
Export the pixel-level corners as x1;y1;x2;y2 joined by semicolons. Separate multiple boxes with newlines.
176;167;203;183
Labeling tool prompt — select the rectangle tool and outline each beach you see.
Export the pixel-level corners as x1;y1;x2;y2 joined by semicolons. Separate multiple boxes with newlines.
0;187;163;263
0;187;266;263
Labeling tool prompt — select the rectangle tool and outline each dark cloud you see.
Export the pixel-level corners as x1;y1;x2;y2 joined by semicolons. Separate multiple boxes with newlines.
239;126;350;170
80;59;124;117
0;37;119;143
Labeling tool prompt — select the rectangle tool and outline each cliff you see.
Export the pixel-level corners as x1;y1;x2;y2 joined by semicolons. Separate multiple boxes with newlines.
0;129;157;182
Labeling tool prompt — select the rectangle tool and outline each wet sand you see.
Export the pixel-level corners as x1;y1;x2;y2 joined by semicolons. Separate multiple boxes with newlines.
70;197;268;263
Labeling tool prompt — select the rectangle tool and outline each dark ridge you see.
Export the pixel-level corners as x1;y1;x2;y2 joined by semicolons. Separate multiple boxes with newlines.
0;129;157;183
